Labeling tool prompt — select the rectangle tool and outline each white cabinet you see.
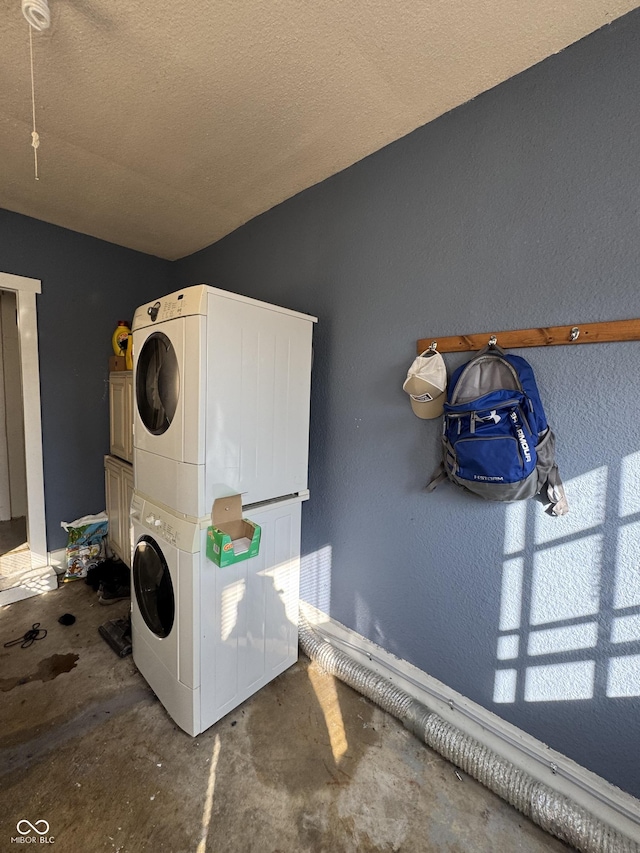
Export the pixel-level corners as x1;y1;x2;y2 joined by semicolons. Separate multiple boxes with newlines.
105;454;134;566
109;371;133;463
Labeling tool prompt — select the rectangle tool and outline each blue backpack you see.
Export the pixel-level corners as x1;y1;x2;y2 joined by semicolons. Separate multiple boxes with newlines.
427;345;568;515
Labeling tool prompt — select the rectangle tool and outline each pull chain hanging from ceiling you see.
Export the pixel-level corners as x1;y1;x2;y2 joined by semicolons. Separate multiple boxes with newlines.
21;0;50;180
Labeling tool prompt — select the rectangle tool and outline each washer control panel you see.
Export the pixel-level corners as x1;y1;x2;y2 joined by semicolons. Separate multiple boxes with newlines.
132;494;201;553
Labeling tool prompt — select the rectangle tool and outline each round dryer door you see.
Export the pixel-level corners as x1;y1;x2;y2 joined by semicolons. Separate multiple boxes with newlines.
136;331;179;435
133;535;175;638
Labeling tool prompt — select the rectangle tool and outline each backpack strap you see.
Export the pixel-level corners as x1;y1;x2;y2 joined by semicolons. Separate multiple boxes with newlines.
426;462;447;492
475;343;507;358
543;464;569;516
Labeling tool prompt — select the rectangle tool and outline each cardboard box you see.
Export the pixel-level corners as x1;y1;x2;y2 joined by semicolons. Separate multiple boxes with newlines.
109;355;127;372
206;494;261;567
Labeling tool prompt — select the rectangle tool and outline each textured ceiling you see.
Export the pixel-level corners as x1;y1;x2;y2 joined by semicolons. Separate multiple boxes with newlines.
1;0;638;260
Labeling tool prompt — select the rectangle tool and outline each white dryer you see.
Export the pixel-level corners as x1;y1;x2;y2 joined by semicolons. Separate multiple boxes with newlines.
132;284;316;519
130;491;302;736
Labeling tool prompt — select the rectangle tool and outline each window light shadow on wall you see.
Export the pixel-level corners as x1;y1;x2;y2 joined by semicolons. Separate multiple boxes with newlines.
300;544;332;614
494;452;640;704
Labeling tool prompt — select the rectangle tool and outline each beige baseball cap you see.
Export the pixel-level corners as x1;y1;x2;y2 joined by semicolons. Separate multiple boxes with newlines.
402;350;447;419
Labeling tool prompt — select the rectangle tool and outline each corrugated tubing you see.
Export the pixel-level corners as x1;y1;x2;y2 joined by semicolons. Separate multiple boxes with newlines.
298;612;639;853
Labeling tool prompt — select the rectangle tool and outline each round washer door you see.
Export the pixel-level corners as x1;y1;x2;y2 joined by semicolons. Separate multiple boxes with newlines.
133;535;175;638
136;331;180;435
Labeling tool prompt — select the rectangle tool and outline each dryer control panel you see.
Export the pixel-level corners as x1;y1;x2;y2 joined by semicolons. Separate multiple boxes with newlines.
132;285;209;330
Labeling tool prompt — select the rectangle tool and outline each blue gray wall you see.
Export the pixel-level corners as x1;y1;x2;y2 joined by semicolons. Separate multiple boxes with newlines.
174;10;640;797
0;209;171;549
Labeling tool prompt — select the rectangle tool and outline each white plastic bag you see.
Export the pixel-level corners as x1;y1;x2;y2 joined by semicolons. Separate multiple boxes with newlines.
61;512;109;581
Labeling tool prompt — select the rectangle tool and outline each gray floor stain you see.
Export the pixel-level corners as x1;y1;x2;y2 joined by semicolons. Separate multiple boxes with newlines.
0;653;79;692
0;684;155;772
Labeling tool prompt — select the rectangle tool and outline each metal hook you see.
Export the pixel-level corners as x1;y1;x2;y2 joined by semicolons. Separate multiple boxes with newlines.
570;326;580;342
429;341;438;353
488;335;498;347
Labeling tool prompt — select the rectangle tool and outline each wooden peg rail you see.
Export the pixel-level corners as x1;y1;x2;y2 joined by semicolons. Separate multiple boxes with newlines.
417;319;640;355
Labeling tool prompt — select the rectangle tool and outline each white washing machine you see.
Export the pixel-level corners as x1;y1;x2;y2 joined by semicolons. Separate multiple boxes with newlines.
130;491;302;736
132;284;316;519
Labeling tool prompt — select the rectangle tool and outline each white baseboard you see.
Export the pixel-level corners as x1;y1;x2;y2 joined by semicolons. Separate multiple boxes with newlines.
300;601;640;845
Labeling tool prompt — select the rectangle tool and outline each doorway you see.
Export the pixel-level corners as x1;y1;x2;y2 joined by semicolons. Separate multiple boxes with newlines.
0;271;56;605
0;289;29;585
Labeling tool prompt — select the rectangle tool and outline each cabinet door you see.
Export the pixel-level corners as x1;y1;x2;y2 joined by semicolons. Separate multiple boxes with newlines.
123;373;133;463
109;375;128;461
105;459;123;560
109;372;133;463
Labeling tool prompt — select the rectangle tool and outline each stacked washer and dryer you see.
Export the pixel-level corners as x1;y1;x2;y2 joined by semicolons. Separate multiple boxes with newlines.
129;284;317;736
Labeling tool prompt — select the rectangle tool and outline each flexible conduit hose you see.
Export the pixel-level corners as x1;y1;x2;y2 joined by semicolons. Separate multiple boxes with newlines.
22;0;50;31
298;612;639;853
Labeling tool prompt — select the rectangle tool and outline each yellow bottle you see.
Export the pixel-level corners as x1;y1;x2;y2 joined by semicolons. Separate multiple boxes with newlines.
112;320;131;357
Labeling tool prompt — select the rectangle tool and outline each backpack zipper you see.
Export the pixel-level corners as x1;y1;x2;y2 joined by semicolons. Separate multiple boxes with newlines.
447;399;524;436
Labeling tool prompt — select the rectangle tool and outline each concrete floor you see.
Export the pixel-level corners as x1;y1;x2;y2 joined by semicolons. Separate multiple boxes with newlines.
0;580;571;853
0;517;27;556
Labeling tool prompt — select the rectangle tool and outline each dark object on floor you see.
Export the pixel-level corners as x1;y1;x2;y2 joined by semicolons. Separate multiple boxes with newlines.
3;622;47;649
58;613;76;626
85;557;131;606
99;616;132;657
85;558;130;592
98;584;130;605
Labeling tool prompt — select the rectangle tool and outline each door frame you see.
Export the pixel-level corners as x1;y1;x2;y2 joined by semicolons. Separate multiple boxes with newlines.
0;271;47;565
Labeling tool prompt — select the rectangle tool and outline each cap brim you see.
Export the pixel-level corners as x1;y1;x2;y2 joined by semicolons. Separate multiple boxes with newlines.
409;391;445;419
